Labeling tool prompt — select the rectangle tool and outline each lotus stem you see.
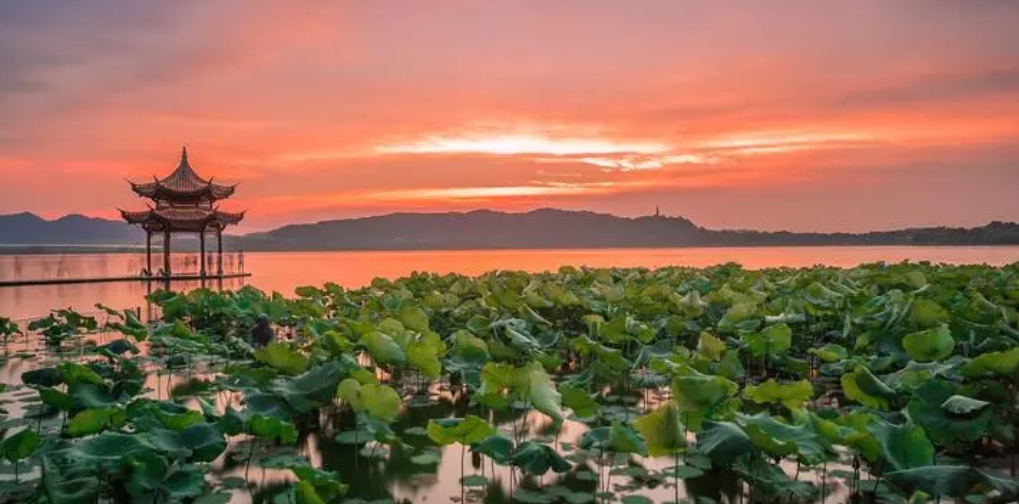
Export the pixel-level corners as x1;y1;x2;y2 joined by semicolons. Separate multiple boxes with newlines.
821;460;827;504
674;451;680;504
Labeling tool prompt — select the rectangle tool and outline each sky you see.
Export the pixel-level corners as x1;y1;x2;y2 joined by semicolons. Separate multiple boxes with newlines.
1;1;1018;233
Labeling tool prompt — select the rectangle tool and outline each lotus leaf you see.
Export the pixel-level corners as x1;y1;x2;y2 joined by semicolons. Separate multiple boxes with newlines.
869;420;934;471
254;343;309;375
743;379;813;410
633;401;687;456
842;365;896;409
0;429;40;462
427;415;495;446
471;434;514;464
735;412;828;462
511;441;572;476
902;324;955;362
697;420;752;465
960;347;1019;378
559;384;599;418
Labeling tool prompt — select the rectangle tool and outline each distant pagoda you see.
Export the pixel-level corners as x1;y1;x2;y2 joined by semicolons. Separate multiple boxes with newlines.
121;147;244;278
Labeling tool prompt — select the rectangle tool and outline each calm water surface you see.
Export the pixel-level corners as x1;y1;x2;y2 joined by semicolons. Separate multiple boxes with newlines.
2;246;1018;320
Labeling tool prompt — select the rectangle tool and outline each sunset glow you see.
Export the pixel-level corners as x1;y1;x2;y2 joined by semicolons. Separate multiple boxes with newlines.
1;1;1017;232
376;133;672;157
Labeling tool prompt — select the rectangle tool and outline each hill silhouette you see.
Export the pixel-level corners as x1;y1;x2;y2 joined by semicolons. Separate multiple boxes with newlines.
2;208;1019;252
0;212;137;246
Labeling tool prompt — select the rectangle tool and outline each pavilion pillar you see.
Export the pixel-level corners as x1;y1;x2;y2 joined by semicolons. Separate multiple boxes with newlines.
216;229;223;276
199;228;207;278
145;230;152;276
163;230;172;278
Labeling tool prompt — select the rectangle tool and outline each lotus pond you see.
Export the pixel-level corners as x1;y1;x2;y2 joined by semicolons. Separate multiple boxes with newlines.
0;262;1018;504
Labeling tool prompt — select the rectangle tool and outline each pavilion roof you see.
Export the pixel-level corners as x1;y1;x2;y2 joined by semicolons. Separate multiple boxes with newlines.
130;147;236;201
120;206;245;232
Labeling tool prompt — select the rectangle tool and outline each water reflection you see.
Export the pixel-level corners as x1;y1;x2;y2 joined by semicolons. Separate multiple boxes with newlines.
3;246;1019;320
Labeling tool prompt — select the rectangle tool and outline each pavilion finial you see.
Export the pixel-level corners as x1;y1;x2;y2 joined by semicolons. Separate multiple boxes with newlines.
180;146;189;167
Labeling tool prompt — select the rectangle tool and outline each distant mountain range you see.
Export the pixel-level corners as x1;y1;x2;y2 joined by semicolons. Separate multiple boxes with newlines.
0;212;137;246
2;209;1019;253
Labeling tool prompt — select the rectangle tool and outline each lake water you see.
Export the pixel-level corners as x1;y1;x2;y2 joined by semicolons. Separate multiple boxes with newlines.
2;246;1018;320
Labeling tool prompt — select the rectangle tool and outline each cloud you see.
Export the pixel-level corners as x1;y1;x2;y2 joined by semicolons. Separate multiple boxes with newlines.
2;1;1019;231
841;67;1019;108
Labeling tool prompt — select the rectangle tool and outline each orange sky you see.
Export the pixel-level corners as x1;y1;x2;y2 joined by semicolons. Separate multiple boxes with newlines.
1;1;1018;233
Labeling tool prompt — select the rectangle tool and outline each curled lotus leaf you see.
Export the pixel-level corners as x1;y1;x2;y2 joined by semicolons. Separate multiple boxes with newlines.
511;441;572;476
841;365;896;410
901;324;955;362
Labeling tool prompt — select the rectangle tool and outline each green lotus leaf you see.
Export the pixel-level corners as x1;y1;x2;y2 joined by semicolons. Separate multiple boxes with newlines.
735;412;828;462
520;361;564;421
58;362;105;386
940;395;989;415
885;465;1019;499
675;290;707;317
178;423;227;462
22;367;63;388
671;367;737;430
907;298;950;328
250;414;299;445
717;350;745;380
72;432;153;460
718;302;757;334
800;411;880;461
39;386;74;411
697;420;752;465
882;361;955;392
398;305;430;332
122;449;170;501
406;332;444;379
841;365;895;409
560;384;599;418
194;494;232;504
471;434;514;464
743;379;813;410
158;409;205;432
633;401;687;457
579;423;648;456
361;330;407;365
869;420;934;471
0;428;41;462
960;347;1019;378
808;344;848;363
254;343;309;375
905;380;992;445
245;392;296;420
68;407;126;437
339;380;403;422
745;322;792;357
901;324;955;362
97;339;140;356
427;415;496;446
41;456;101;504
270;361;343;413
409;447;443;465
697;332;727;361
161;464;206;500
610;422;648;456
511;441;572;476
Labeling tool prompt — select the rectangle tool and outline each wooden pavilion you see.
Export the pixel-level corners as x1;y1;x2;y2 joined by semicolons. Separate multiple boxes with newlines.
120;147;245;278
